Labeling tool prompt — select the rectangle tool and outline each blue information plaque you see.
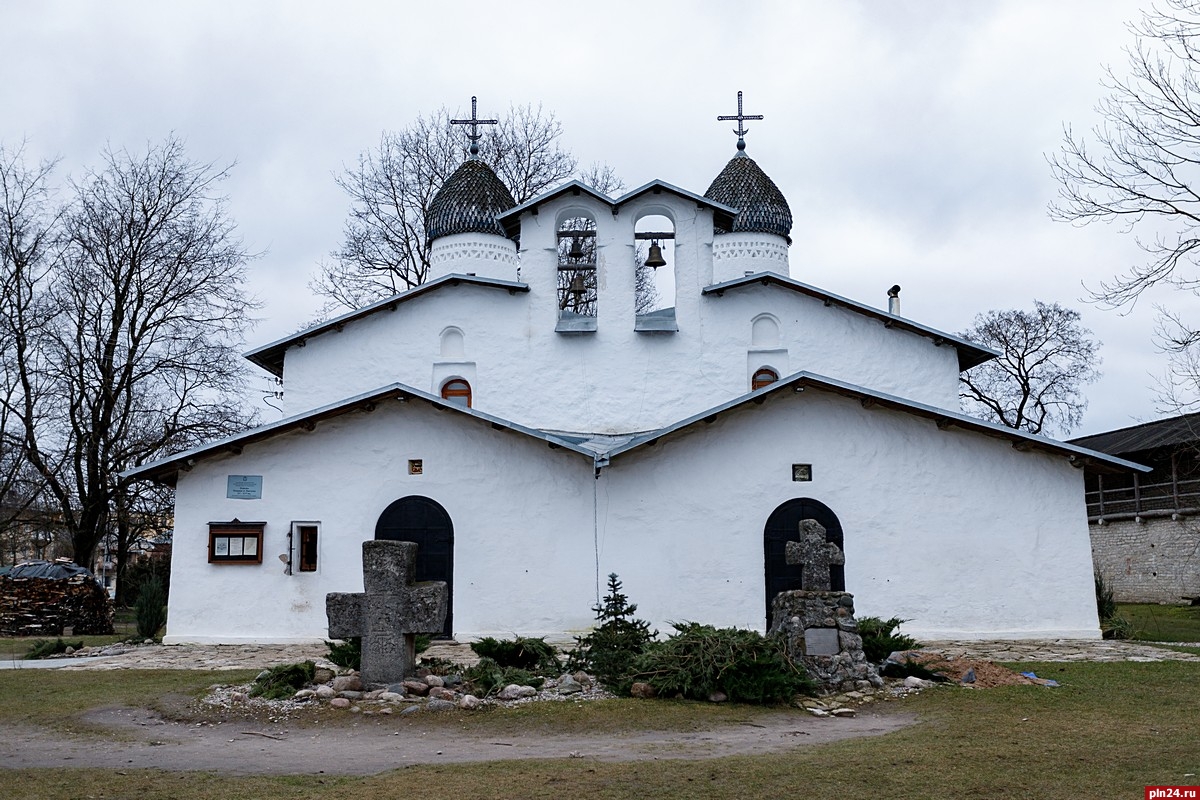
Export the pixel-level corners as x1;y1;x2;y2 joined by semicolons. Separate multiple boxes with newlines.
226;475;263;499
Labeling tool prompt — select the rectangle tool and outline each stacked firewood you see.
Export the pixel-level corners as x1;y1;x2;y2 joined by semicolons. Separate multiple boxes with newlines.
0;575;115;636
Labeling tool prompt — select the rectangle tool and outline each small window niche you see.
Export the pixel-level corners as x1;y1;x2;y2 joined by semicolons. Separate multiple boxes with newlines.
556;214;598;332
440;378;472;408
208;519;265;564
290;521;319;573
635;214;677;332
752;367;780;390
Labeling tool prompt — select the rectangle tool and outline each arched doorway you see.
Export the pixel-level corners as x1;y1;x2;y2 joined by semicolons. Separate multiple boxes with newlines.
763;498;845;629
375;496;454;637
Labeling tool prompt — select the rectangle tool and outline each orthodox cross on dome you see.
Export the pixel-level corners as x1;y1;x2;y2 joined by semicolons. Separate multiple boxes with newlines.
717;90;764;152
451;95;499;158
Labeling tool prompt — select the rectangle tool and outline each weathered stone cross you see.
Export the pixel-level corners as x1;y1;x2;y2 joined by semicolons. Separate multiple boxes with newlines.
785;519;845;592
326;540;448;685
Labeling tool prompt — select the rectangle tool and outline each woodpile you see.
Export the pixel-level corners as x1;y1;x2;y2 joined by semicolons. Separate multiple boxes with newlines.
0;575;114;636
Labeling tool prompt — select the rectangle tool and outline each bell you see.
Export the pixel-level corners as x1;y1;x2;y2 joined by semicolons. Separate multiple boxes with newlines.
645;241;667;268
569;274;587;298
568;236;584;260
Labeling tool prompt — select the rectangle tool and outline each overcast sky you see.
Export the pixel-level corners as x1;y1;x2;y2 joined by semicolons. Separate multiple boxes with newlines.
0;0;1178;436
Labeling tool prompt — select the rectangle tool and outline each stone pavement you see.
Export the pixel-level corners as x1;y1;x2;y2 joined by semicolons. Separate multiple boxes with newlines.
33;637;1200;671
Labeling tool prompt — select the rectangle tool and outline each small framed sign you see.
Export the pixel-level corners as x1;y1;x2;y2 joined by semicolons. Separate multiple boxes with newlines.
227;475;263;499
408;459;423;475
792;464;813;482
208;520;265;564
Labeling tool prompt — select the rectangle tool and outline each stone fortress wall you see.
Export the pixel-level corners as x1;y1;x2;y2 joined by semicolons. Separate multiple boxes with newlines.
1090;516;1200;604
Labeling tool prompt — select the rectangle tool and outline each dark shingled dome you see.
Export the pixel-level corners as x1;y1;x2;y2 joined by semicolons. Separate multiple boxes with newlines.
426;159;517;241
704;152;793;240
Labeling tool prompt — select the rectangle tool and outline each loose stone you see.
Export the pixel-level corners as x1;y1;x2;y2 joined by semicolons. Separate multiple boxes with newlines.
329;698;351;709
629;682;657;699
331;675;363;692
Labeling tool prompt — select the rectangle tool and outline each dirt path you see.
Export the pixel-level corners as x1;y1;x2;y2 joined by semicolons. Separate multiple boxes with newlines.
0;706;915;775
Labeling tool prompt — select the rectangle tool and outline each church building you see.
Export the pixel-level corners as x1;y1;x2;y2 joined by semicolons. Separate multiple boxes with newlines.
127;95;1144;644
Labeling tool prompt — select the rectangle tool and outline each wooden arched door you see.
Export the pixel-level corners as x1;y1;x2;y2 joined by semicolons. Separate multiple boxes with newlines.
375;496;454;638
763;498;845;629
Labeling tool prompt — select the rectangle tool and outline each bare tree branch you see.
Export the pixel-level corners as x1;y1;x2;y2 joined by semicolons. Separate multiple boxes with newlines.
313;104;618;312
0;137;259;574
959;301;1101;436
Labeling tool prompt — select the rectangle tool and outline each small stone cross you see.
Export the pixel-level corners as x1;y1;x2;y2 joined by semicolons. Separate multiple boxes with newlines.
326;540;448;685
785;519;845;592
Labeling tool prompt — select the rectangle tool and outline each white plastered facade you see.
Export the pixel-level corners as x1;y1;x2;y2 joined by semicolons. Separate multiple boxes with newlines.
140;173;1115;644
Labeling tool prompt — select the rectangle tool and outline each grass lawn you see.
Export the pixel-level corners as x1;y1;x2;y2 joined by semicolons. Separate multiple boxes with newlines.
1118;602;1200;642
1;660;1198;799
0;608;140;661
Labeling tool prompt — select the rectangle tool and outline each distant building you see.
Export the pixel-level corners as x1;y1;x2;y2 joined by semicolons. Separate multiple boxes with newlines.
1070;415;1200;604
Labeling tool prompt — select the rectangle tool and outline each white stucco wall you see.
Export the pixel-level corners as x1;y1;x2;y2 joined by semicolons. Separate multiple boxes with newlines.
165;400;599;644
276;191;963;431
165;384;1100;644
596;390;1101;640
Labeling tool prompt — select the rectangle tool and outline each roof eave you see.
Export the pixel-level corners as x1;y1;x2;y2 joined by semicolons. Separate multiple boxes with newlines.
701;272;996;371
242;275;530;378
603;371;1148;475
123;382;596;486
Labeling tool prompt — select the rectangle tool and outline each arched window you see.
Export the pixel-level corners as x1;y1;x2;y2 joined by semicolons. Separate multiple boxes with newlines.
441;379;472;408
752;367;779;390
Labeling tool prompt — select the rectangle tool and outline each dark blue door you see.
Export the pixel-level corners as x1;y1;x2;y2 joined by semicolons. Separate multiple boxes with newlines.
375;496;453;638
763;498;844;629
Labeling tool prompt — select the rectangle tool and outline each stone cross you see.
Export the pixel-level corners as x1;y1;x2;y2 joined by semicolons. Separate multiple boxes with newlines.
326;540;448;685
785;519;845;592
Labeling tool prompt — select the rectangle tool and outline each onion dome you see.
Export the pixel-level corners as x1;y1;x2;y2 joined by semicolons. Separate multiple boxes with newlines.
426;159;517;242
704;152;793;241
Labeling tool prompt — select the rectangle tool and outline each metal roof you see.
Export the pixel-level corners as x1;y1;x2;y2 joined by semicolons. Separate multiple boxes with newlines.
1068;412;1200;456
497;179;738;239
124;370;1147;487
603;370;1149;475
244;275;529;377
122;382;597;486
702;272;996;372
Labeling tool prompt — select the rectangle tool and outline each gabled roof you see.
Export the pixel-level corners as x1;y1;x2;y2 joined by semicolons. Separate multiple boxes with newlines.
244;275;529;377
702;272;996;372
124;369;1146;487
497;179;737;239
1068;412;1200;456
122;382;596;486
602;370;1149;475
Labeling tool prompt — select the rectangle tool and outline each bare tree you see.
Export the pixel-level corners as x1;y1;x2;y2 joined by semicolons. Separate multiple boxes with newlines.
0;142;56;547
1050;1;1200;403
314;104;618;311
0;138;258;574
959;301;1101;436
